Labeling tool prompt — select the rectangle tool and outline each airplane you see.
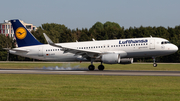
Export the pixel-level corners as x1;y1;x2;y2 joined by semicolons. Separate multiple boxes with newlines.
7;19;178;70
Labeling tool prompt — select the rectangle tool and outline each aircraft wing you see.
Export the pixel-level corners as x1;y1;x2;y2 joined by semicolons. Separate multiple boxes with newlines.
43;33;101;58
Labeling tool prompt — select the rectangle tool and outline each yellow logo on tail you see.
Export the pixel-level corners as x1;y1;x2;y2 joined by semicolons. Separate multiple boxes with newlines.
15;27;27;39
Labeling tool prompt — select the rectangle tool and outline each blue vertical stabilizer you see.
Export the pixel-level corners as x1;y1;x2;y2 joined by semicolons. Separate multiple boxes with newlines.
10;19;42;47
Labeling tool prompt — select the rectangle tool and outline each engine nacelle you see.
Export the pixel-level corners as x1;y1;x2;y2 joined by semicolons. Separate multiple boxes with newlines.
120;58;133;64
102;54;120;64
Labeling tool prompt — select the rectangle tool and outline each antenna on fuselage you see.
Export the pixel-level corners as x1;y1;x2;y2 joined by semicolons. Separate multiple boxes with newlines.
150;35;152;38
76;40;78;42
92;38;95;41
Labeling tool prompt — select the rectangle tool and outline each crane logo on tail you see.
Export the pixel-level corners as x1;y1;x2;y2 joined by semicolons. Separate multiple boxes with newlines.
15;27;27;39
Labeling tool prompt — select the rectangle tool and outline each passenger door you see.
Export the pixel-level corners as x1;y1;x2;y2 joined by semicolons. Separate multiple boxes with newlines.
38;46;43;56
149;39;155;49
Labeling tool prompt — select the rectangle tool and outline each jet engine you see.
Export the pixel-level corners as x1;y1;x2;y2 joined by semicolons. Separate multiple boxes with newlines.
101;53;133;64
102;54;120;64
120;58;133;64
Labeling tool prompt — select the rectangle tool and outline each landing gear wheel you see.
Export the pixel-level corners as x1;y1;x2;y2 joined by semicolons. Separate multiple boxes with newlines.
88;65;95;71
153;63;157;67
98;65;104;71
152;57;157;67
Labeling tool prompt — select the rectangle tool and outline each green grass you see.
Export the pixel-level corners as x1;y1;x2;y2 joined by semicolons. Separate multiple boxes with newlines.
1;62;180;100
0;74;180;101
0;62;180;71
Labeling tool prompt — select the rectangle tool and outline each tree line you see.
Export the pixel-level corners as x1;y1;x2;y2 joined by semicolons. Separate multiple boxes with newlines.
0;21;180;62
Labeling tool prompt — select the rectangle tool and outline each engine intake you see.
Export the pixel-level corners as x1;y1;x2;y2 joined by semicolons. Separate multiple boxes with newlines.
102;54;120;64
120;58;133;64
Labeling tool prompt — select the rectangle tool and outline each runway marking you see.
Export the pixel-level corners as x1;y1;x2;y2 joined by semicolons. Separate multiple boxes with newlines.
0;69;180;76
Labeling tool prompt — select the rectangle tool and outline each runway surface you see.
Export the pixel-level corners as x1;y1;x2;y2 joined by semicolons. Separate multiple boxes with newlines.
0;69;180;76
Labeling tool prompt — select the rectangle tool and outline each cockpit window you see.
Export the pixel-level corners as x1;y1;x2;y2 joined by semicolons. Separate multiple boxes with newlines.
161;41;171;44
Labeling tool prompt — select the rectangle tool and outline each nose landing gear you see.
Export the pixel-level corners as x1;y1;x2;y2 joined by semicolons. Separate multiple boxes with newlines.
152;57;157;67
153;63;157;67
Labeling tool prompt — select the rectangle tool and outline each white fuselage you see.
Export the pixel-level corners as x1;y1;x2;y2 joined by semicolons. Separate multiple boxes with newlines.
10;37;178;61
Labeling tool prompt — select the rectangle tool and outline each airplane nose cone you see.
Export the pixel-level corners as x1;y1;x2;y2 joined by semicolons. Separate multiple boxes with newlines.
172;45;178;52
175;45;178;51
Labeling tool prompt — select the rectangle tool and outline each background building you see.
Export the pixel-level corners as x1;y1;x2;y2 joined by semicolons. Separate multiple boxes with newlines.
0;20;37;38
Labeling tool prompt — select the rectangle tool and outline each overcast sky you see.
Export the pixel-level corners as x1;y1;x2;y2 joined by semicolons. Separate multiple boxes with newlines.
0;0;180;29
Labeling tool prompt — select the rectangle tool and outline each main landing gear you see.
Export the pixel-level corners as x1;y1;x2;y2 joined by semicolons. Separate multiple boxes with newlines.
88;64;105;71
152;57;157;67
98;62;104;70
88;59;95;70
88;59;104;71
88;65;95;71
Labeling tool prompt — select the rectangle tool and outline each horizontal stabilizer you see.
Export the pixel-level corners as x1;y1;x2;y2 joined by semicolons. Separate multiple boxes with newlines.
3;48;11;50
12;48;29;52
